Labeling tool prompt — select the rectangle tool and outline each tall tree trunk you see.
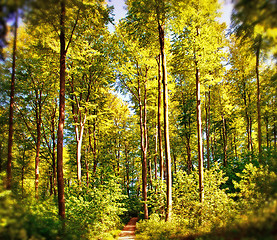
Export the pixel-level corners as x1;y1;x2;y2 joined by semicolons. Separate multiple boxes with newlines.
273;116;277;152
234;134;238;159
57;0;66;220
35;93;42;199
117;139;121;176
222;114;227;167
158;22;172;221
51;105;57;196
92;121;98;174
21;147;26;198
76;120;85;185
85;152;89;187
256;35;262;160
196;66;204;203
265;116;269;149
186;134;192;173
125;143;130;197
157;54;164;180
6;10;18;190
195;31;204;202
205;90;211;170
242;81;251;151
138;77;148;219
154;125;158;180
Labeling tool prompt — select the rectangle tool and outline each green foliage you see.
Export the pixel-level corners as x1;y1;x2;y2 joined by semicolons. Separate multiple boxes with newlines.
65;175;127;239
136;214;181;240
232;163;277;213
0;174;127;240
147;179;167;217
173;166;236;231
0;178;63;240
136;166;237;239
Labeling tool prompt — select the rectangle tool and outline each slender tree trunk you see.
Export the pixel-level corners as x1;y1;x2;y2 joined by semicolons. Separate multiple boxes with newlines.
273;116;277;152
76;120;85;184
265;116;269;149
138;77;148;219
195;36;204;203
57;0;66;220
205;90;211;170
117;140;121;176
242;81;251;151
211;135;215;161
222;114;227;167
21;148;26;198
35;95;42;199
85;155;89;187
158;22;172;221
88;119;98;175
186;135;192;173
51;105;57;196
234;134;238;159
125;143;130;197
256;35;262;160
6;10;18;190
157;54;164;180
173;151;177;176
93;121;97;174
154;125;158;180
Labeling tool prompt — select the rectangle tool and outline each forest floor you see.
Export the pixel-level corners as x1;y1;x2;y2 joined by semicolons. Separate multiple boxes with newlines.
118;217;139;240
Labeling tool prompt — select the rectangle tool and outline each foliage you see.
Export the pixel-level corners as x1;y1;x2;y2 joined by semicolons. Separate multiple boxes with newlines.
232;163;277;213
136;166;237;239
65;175;127;239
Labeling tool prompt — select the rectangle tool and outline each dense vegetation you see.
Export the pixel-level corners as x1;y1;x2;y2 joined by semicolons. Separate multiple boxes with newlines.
0;0;276;239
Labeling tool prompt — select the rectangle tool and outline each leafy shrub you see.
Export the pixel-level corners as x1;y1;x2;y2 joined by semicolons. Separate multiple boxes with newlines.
232;163;277;213
135;166;237;240
136;214;180;240
65;175;127;239
173;166;236;231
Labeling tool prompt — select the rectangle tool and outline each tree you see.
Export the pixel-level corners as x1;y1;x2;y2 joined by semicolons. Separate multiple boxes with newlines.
171;0;226;202
6;8;18;190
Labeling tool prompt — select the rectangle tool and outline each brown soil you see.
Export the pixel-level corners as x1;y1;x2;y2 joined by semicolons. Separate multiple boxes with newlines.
118;217;139;240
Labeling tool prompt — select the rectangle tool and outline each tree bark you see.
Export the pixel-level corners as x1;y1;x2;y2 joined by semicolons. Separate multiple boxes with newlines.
6;10;18;190
265;116;269;149
89;120;98;174
273;116;277;151
125;142;130;197
158;22;172;221
256;35;262;160
222;114;227;167
51;103;57;196
138;74;148;219
205;90;211;170
186;134;192;173
196;65;204;203
194;26;204;202
154;125;158;180
57;0;66;220
35;90;42;199
157;54;164;180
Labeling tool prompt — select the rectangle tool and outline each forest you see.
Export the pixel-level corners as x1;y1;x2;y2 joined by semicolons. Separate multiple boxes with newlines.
0;0;276;239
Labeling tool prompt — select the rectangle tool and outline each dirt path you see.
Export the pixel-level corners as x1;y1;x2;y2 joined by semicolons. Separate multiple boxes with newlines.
118;217;139;240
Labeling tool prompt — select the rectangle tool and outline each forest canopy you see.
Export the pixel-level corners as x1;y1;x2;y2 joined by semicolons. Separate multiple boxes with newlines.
0;0;276;239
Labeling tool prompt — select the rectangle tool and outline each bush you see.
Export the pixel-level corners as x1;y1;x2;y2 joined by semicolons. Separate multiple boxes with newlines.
173;166;236;231
232;163;277;214
65;175;127;239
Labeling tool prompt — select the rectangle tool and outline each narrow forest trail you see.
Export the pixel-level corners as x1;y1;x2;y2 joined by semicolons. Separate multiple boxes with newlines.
118;217;139;240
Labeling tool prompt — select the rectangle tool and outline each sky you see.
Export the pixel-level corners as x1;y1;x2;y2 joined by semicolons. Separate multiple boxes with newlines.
107;0;234;30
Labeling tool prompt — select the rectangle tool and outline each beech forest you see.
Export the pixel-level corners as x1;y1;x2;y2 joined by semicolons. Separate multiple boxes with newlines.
0;0;277;239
